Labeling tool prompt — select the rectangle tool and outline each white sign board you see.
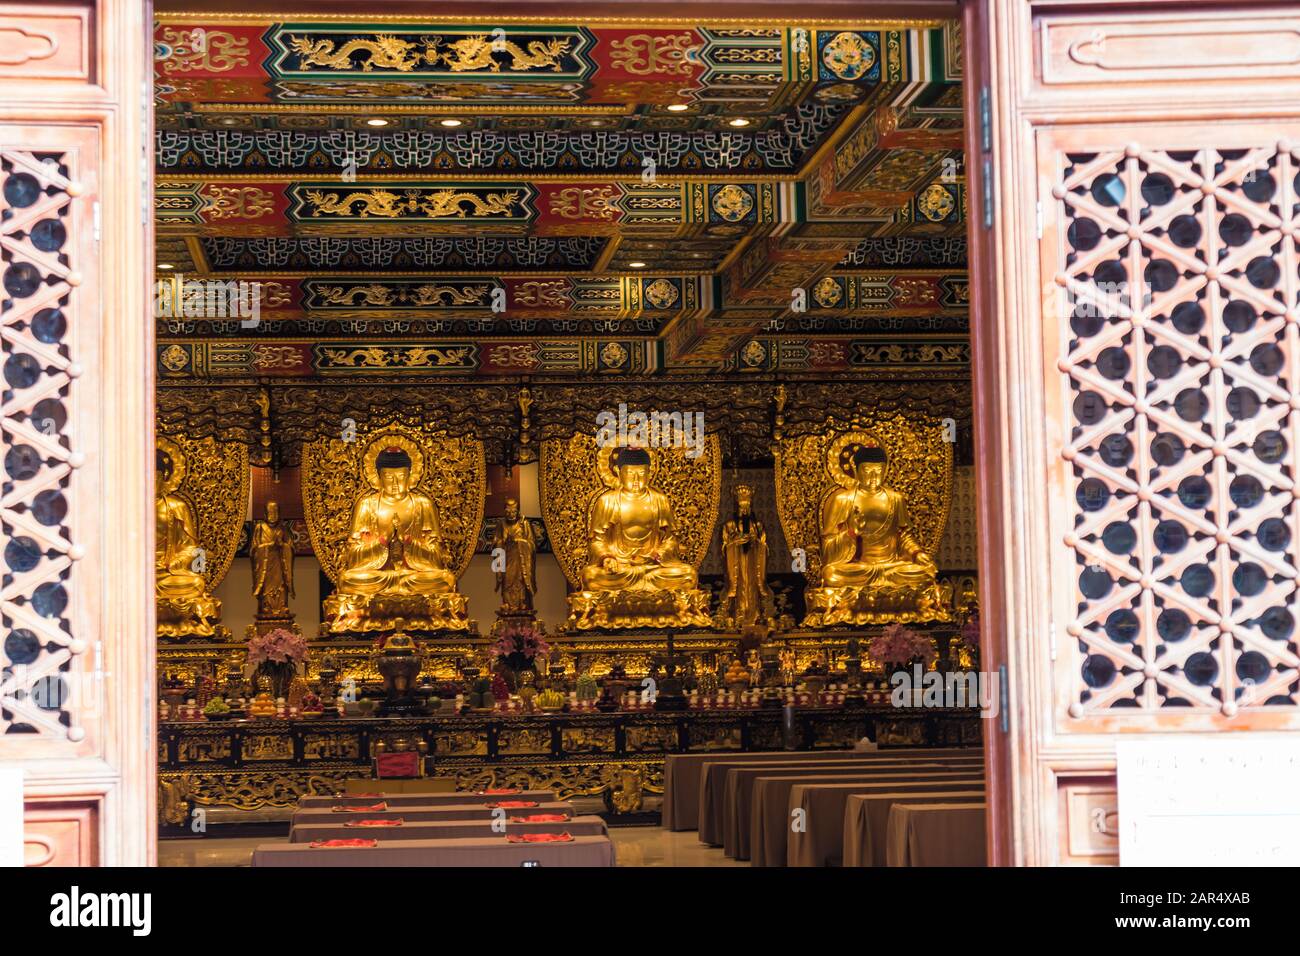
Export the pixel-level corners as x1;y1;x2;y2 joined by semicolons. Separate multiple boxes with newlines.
1118;735;1300;866
0;767;21;867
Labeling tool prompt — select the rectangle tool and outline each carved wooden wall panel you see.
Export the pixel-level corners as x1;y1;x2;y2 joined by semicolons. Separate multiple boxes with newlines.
1042;128;1300;731
968;0;1300;865
0;0;153;866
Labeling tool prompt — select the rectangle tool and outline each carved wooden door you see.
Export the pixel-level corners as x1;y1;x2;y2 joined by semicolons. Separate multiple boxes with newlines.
967;0;1300;864
0;0;154;866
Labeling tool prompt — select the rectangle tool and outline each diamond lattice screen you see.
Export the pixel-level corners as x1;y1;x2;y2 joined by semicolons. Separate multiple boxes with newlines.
0;148;86;740
1056;142;1300;718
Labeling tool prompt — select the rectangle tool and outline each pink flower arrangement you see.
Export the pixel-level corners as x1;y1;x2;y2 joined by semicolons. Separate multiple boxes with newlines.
867;624;936;667
247;627;307;667
491;622;549;664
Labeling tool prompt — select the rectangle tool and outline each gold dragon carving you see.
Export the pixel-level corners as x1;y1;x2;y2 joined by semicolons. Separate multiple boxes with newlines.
288;32;572;74
434;35;572;73
302;188;521;220
316;283;489;308
288;34;425;72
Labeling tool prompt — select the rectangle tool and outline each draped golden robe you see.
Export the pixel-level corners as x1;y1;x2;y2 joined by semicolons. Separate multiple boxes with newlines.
155;493;210;601
581;487;697;592
338;490;457;596
250;519;294;617
493;513;537;611
722;514;773;628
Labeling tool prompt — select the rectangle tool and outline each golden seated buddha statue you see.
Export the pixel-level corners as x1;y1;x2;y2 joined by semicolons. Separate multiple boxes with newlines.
566;446;712;630
155;449;223;639
323;445;469;634
804;444;950;626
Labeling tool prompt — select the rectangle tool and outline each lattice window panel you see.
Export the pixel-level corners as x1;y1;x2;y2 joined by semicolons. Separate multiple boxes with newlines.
1045;132;1300;726
0;144;91;742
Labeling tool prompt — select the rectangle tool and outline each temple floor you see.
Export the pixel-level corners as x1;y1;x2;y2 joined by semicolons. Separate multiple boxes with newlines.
159;827;747;868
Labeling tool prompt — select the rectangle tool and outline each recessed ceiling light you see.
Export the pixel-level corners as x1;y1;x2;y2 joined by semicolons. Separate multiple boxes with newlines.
365;118;390;127
628;261;647;268
728;117;752;127
157;263;174;270
666;103;689;112
586;119;607;127
218;117;240;126
439;118;463;127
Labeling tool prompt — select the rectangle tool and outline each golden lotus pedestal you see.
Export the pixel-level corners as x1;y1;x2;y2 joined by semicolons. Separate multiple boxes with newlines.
802;584;953;627
322;591;471;636
564;588;713;632
157;596;229;641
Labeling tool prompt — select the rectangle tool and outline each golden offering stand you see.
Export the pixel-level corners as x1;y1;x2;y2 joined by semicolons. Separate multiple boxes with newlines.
301;423;484;636
540;433;720;632
775;418;954;627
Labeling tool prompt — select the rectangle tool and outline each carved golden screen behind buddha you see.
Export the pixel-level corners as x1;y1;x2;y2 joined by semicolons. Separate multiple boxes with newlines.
773;414;953;586
155;433;249;590
539;431;721;590
300;423;485;583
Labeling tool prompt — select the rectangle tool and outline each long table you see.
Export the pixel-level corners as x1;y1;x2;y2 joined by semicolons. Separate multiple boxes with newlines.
844;792;985;867
695;749;978;845
252;834;616;867
289;815;608;843
729;767;983;860
784;775;984;867
886;803;987;867
290;801;576;827
662;750;877;831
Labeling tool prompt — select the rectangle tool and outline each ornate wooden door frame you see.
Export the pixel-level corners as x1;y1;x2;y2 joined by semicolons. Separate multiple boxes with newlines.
0;0;154;865
966;0;1300;865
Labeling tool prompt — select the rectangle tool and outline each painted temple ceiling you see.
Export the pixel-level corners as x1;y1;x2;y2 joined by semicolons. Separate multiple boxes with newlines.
153;14;967;382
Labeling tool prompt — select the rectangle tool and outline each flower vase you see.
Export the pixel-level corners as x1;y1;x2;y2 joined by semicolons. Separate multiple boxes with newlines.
257;660;297;700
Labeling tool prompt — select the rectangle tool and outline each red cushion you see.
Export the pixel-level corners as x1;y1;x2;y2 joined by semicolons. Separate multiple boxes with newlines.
375;751;420;778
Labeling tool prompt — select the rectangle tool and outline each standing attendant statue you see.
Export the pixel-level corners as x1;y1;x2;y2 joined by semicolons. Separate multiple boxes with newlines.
250;500;295;626
492;497;537;615
719;484;774;630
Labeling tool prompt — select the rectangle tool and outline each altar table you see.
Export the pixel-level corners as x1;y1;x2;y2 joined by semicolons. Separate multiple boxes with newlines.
886;803;987;867
297;790;556;809
290;801;576;828
843;792;985;867
252;834;616;867
751;765;984;866
289;815;608;843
